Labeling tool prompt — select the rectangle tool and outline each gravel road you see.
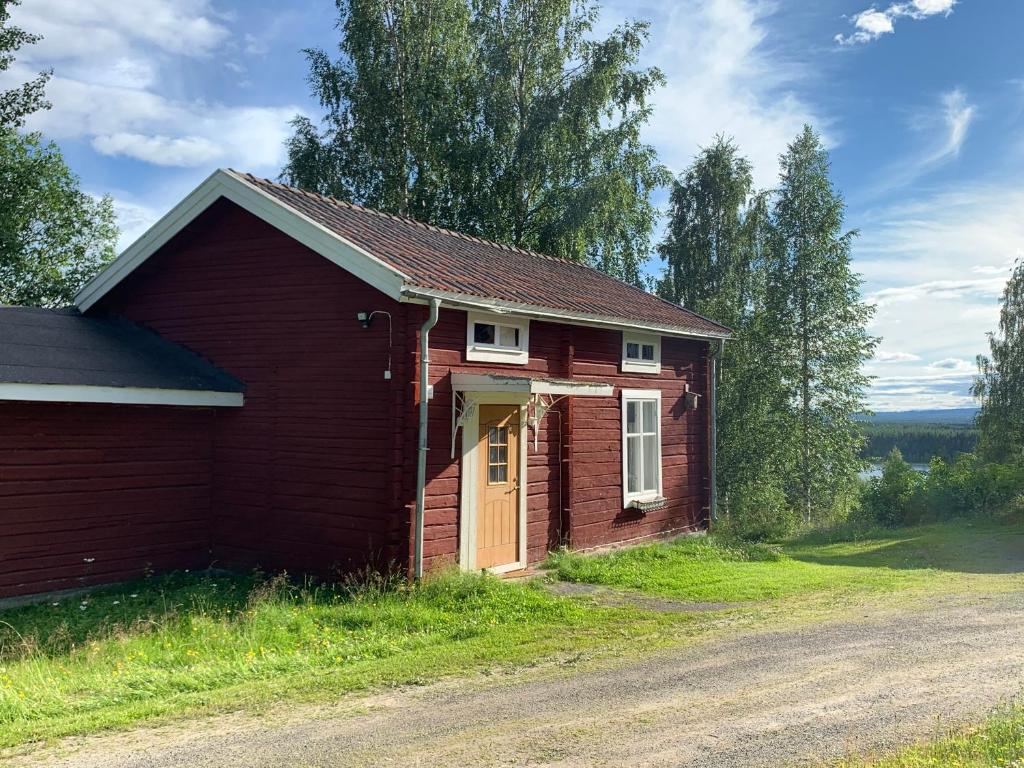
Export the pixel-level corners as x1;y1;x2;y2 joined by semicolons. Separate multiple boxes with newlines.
14;591;1024;768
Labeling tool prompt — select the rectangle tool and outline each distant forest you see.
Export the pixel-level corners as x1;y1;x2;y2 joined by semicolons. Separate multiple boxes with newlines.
861;423;979;463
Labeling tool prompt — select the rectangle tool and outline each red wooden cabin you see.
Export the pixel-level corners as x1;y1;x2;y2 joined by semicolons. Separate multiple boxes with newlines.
0;170;729;597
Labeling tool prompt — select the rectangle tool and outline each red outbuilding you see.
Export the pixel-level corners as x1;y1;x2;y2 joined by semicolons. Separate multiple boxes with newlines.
0;170;729;597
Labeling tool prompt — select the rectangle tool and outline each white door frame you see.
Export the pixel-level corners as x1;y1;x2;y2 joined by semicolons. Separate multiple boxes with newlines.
457;391;530;574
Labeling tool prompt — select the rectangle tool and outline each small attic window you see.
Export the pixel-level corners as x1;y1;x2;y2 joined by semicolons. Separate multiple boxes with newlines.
621;333;661;374
466;312;530;364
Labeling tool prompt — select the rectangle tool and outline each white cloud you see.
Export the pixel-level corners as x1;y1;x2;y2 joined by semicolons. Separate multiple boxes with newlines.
874;350;922;363
9;0;229;61
2;1;303;172
836;0;956;45
92;133;224;167
601;0;825;190
934;89;974;160
854;183;1022;409
928;358;976;373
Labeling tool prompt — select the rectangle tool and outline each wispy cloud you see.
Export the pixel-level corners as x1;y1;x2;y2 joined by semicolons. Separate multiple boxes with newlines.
863;88;975;196
602;0;826;190
874;350;922;363
835;0;957;46
3;1;304;171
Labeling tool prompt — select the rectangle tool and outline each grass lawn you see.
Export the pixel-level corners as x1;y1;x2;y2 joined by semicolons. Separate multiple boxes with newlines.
0;570;687;748
1;519;1021;749
837;702;1024;767
544;519;1024;603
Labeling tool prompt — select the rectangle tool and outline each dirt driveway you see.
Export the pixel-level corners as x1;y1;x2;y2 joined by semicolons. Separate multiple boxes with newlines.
14;591;1024;768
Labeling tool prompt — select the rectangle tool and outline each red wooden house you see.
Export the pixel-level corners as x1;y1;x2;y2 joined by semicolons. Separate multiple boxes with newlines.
0;170;729;597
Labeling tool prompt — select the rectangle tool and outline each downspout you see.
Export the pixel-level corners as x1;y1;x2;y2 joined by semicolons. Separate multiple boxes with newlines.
709;338;725;525
414;297;441;579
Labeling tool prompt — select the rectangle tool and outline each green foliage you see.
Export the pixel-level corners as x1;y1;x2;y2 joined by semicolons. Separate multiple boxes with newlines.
547;520;1024;605
839;701;1024;768
658;129;875;536
859;450;1024;528
657;135;755;316
861;422;978;463
768;125;877;523
717;480;799;542
0;568;671;746
974;258;1024;461
285;0;668;284
0;0;50;130
861;449;926;527
0;131;118;306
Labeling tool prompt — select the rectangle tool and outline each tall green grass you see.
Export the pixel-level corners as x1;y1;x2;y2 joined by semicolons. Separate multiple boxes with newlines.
839;702;1024;767
0;569;677;747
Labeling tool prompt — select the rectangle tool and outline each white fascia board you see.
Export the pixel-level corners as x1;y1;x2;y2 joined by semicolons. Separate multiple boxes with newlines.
450;373;612;397
531;380;612;397
75;169;408;312
0;383;244;407
401;287;730;342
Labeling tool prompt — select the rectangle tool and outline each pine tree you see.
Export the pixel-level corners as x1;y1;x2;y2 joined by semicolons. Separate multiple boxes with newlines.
768;126;876;523
973;258;1024;460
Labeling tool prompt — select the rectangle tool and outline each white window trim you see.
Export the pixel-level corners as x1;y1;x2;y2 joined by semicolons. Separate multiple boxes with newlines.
621;333;661;374
465;311;530;365
621;388;664;507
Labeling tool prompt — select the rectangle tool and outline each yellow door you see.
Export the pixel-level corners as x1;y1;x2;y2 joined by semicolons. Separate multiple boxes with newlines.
476;404;520;569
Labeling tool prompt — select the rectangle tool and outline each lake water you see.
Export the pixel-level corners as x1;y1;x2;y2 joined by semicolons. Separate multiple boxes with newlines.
859;462;930;480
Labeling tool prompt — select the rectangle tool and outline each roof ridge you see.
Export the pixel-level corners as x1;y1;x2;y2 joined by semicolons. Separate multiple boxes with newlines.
234;171;581;267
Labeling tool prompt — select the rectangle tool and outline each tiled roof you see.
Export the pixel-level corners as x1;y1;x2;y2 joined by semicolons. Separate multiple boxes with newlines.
0;306;244;392
234;172;730;338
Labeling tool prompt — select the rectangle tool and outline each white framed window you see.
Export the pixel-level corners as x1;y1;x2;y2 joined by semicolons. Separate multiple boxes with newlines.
621;333;661;374
621;389;663;506
466;311;530;364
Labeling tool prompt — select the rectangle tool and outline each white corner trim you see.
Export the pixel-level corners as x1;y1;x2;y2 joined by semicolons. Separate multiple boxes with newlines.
457;392;529;572
0;383;244;407
620;388;664;508
621;332;662;375
75;169;409;312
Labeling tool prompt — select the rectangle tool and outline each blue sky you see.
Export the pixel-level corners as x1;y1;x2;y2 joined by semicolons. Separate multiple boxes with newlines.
4;0;1022;411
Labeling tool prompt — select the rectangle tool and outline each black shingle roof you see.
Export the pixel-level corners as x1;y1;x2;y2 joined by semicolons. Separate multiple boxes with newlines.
0;306;244;393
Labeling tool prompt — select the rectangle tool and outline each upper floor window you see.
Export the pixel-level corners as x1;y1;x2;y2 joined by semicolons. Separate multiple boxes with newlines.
466;311;530;364
621;333;661;374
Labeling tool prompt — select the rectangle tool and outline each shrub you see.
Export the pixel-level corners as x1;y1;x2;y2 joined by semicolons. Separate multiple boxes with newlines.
861;448;926;527
718;481;799;541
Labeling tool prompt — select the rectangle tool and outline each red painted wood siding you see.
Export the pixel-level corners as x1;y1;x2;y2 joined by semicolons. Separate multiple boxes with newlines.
96;200;410;575
0;403;213;597
418;307;710;570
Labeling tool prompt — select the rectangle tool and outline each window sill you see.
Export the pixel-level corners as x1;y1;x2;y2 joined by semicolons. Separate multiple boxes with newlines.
620;362;662;375
626;496;667;514
466;346;529;365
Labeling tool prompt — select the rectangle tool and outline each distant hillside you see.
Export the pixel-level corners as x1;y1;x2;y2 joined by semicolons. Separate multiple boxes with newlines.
859;408;979;426
857;408;980;463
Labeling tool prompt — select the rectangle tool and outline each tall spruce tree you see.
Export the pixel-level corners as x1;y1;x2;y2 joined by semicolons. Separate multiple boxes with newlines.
659;138;792;532
973;259;1024;460
284;0;667;284
768;126;876;522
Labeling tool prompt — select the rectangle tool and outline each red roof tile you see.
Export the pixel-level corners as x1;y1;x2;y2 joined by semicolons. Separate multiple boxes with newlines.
235;172;730;338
